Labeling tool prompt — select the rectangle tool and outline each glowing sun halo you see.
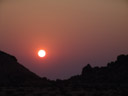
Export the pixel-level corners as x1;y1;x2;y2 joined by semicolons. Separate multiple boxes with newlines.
38;50;46;57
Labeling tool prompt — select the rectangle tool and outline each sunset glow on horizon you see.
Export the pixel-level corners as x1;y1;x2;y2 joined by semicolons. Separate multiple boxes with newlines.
0;0;128;79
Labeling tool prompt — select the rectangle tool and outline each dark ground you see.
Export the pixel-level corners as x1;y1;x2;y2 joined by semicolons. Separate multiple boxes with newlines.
0;51;128;96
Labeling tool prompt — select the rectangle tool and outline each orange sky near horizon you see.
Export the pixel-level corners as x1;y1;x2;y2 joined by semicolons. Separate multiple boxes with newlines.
0;0;128;79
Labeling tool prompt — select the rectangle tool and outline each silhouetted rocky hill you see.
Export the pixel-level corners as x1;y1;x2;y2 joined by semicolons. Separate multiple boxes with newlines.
0;51;128;95
1;50;128;87
0;51;51;87
65;54;128;87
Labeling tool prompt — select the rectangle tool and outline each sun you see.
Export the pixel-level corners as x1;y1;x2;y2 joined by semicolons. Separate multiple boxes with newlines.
38;50;46;57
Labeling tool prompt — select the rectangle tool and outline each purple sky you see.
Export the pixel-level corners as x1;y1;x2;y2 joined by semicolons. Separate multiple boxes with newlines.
0;0;128;80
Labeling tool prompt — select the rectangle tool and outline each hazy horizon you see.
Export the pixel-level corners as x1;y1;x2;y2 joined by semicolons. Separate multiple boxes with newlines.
0;0;128;79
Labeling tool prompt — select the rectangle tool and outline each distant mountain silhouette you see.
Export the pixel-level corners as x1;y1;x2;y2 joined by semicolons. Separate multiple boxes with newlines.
0;51;51;86
67;54;128;86
0;51;128;95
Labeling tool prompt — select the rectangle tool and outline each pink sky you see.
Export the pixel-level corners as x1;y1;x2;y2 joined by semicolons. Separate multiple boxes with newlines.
0;0;128;79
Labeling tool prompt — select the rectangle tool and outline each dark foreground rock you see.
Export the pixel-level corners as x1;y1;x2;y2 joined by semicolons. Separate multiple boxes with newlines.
0;50;128;96
67;54;128;85
0;51;51;87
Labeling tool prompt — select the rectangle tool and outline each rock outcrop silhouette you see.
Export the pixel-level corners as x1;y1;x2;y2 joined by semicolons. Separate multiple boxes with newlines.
0;51;50;86
68;54;128;86
0;51;128;95
1;50;128;87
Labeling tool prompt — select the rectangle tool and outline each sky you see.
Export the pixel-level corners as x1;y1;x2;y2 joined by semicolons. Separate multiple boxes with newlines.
0;0;128;80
